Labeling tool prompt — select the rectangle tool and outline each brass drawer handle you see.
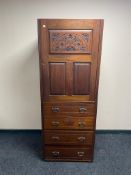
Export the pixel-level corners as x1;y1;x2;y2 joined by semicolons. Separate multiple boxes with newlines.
52;151;60;157
77;136;86;142
52;136;60;141
79;107;87;112
51;121;60;127
77;151;85;157
78;122;86;128
52;107;60;112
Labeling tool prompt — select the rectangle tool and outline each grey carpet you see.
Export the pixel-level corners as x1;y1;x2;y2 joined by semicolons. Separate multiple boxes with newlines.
0;131;131;175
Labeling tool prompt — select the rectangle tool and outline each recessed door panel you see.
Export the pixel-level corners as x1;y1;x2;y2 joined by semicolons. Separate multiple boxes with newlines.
49;63;66;95
73;63;91;95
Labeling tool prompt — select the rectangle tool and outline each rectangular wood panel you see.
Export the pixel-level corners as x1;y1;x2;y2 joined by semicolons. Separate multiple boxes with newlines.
49;30;92;54
45;146;93;161
48;55;92;63
49;63;66;95
44;116;95;130
44;131;94;146
43;102;96;115
73;63;91;95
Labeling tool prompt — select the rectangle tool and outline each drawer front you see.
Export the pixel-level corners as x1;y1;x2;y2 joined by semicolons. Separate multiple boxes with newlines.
45;146;93;161
43;102;96;115
44;131;94;145
44;116;95;130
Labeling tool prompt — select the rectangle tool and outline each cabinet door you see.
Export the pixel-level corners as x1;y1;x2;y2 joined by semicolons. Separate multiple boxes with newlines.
38;19;103;102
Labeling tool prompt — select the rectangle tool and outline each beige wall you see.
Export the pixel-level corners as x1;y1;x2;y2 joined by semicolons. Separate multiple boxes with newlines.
0;0;131;129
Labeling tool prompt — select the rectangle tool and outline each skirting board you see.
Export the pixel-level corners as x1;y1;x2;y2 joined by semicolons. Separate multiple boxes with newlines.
0;129;131;134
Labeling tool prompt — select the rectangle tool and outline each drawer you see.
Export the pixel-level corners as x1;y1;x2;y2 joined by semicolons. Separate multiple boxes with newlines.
44;131;94;145
44;116;95;130
43;102;96;115
44;146;93;161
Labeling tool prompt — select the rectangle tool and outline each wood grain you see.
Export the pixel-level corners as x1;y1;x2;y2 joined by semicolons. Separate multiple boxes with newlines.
44;116;95;130
73;62;91;95
49;62;66;95
43;102;96;115
38;19;104;162
44;130;94;146
44;146;93;161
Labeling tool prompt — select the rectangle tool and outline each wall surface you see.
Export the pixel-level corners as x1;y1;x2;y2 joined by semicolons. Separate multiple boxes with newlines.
0;0;131;129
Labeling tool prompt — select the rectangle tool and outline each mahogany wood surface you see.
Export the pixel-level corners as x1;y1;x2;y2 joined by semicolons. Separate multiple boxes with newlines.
44;116;95;130
38;19;104;161
49;62;66;95
43;102;96;115
74;62;91;95
45;146;93;161
44;130;94;146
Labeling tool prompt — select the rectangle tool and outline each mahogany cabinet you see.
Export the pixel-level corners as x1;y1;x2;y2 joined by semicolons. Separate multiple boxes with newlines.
38;19;104;161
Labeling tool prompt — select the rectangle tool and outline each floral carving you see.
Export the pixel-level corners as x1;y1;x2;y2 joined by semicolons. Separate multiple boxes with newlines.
49;30;92;53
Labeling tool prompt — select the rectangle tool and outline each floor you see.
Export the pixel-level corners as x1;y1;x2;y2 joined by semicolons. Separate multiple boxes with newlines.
0;131;131;175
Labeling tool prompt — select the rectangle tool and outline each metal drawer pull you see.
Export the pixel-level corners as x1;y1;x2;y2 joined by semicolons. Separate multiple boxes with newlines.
52;107;60;112
77;151;85;157
51;121;60;127
52;136;60;141
52;151;60;157
79;107;87;112
78;122;86;128
77;136;86;142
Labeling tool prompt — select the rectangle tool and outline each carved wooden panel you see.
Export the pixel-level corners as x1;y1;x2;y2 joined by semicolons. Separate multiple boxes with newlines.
49;63;66;95
73;63;91;95
49;30;92;54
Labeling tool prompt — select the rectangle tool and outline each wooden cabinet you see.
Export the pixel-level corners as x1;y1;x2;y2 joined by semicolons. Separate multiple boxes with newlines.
38;19;104;161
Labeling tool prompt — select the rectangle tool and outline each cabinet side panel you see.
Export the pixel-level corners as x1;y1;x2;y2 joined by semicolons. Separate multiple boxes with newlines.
95;20;104;102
